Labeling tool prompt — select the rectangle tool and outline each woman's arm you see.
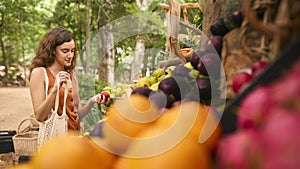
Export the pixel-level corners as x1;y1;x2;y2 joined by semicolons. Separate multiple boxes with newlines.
72;74;98;121
29;67;57;122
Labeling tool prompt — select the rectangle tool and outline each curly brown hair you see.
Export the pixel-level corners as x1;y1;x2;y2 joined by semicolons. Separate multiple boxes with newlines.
29;27;77;79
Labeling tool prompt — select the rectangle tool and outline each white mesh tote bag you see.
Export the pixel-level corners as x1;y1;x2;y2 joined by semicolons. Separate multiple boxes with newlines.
37;67;69;146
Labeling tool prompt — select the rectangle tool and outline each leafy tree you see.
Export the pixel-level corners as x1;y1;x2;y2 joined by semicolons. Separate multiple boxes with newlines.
0;0;49;85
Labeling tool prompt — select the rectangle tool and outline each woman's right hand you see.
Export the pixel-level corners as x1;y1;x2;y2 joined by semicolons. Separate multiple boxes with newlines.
52;71;70;93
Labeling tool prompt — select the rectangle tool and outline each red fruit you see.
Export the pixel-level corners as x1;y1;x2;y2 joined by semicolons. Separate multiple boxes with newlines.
238;86;272;129
232;72;252;93
251;61;267;77
261;111;300;169
217;130;262;169
100;91;110;104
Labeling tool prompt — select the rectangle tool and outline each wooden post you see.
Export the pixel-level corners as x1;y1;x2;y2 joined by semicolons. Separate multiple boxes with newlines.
160;2;200;64
166;0;180;59
182;7;191;36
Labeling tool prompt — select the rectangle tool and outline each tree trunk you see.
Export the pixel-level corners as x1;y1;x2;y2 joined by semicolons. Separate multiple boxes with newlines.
84;0;91;74
0;14;8;84
106;28;115;86
19;16;26;86
0;32;8;83
130;38;145;80
166;0;180;59
97;27;115;86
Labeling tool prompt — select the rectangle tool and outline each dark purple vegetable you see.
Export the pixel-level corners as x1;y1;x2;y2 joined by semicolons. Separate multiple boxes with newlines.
158;77;179;100
205;43;216;55
231;8;243;27
172;65;191;77
149;90;174;109
195;78;212;101
190;50;204;70
198;53;221;77
210;35;223;56
210;18;230;36
158;76;190;101
172;65;194;81
131;87;153;97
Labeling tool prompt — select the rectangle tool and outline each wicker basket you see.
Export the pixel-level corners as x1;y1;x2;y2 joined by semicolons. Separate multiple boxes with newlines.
241;0;300;61
12;118;39;156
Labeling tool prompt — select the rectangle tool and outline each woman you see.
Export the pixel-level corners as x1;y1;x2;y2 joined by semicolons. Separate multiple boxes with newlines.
29;27;105;132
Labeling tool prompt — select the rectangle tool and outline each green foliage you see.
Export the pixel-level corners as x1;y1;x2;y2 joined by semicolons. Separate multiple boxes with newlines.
76;71;98;99
193;10;203;30
0;0;48;57
48;0;86;51
0;0;50;85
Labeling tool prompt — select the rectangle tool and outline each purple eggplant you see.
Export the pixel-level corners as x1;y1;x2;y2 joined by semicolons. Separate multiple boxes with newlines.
210;18;230;36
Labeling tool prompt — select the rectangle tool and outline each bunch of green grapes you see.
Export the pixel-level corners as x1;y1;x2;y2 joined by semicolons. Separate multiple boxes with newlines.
102;82;132;98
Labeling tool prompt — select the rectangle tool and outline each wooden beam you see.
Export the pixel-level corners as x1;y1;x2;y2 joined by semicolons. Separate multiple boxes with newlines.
159;3;200;10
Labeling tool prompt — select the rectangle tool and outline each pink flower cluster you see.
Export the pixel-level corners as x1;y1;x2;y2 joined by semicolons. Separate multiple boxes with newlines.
217;58;300;169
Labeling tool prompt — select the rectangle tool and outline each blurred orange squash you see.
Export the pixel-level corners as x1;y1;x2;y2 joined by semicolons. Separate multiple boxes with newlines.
154;101;222;151
29;134;117;169
102;95;160;154
112;126;212;169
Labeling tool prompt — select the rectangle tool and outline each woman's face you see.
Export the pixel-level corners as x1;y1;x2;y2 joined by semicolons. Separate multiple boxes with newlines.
55;39;76;67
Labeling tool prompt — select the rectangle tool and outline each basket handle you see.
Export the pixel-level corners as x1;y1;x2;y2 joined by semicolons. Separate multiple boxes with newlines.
17;117;39;135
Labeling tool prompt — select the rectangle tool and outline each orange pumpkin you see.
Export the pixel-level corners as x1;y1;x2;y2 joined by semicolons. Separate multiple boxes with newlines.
30;135;117;169
6;163;33;169
112;125;212;169
102;95;160;154
154;101;222;151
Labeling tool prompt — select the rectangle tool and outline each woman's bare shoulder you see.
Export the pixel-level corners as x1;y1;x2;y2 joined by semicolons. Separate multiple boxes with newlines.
30;67;46;80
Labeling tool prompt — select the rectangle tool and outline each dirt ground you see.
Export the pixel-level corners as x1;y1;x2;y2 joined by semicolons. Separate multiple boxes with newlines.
0;87;33;169
0;87;33;130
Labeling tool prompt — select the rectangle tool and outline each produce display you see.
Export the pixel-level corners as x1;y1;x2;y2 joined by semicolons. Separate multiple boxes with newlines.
8;53;300;168
132;62;219;107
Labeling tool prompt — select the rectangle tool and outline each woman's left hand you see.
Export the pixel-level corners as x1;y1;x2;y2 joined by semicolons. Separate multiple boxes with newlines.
93;91;111;104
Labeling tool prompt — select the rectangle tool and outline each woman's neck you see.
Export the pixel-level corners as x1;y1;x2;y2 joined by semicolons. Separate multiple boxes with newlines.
48;64;64;75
